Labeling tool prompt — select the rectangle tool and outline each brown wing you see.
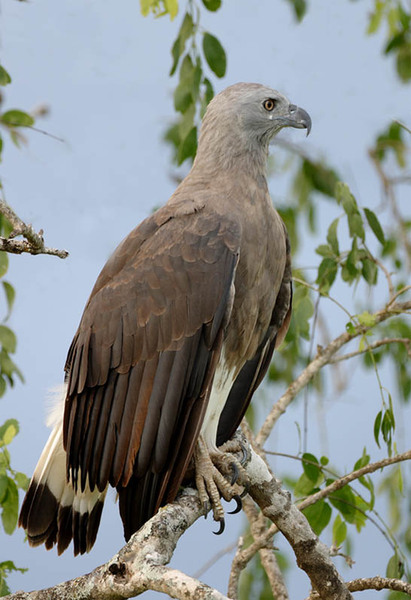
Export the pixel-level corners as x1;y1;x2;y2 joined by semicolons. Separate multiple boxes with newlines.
216;230;292;446
63;205;240;539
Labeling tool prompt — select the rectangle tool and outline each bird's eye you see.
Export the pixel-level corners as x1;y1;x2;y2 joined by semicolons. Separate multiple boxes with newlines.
263;98;276;112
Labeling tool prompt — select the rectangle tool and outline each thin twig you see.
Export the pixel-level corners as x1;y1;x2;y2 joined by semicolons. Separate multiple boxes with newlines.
329;337;411;364
0;198;68;259
387;284;411;307
256;300;411;446
369;148;411;270
234;448;411;576
307;576;411;598
296;449;411;512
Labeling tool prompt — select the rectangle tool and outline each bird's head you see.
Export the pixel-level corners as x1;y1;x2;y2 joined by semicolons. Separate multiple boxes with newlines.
195;83;311;172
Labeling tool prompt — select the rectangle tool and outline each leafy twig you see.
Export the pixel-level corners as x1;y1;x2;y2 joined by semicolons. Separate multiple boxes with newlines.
256;300;411;446
0;198;68;259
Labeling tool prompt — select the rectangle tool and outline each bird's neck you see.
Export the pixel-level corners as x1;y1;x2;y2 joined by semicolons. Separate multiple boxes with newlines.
192;118;269;180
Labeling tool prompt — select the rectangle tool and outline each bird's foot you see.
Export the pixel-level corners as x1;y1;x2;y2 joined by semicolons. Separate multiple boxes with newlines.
194;436;249;534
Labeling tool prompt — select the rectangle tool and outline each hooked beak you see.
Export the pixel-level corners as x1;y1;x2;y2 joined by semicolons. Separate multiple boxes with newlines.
281;104;312;136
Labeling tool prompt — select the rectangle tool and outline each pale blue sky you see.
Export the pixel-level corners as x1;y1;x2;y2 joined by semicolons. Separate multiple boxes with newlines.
2;1;411;598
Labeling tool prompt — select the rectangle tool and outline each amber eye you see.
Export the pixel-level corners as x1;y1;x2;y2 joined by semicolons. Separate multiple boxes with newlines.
263;98;276;112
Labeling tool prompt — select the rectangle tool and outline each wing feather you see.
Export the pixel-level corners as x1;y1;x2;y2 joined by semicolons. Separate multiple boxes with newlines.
63;207;241;538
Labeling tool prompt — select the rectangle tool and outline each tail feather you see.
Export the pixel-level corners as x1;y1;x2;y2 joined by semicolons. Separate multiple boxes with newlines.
19;413;107;555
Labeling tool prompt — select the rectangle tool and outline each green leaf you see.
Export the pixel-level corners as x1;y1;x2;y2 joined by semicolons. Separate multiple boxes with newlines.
177;126;197;164
381;407;395;451
302;160;339;198
294;472;318;497
174;55;195;113
363;208;385;244
0;475;8;503
0;419;19;445
285;0;307;21
2;424;17;446
397;44;411;82
202;0;221;10
386;553;404;579
291;284;314;340
2;282;15;318
14;472;29;491
315;244;335;259
0;253;8;279
346;321;356;335
316;257;338;293
374;410;382;447
385;30;406;54
332;514;347;546
164;0;178;20
0;326;16;353
202;33;227;78
0;66;11;87
0;110;34;128
353;449;370;471
169;12;193;76
326;218;340;255
367;1;384;35
302;453;322;483
200;77;214;117
336;183;365;241
328;483;359;525
1;478;18;534
303;500;331;535
361;257;378;285
0;577;11;596
347;211;365;241
357;311;377;327
341;237;360;283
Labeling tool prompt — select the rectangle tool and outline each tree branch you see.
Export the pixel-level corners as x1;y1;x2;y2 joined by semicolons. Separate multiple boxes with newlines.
256;300;411;446
245;449;353;600
226;448;411;587
4;489;228;600
328;337;411;364
0;198;68;259
296;449;411;512
228;496;289;600
4;445;356;600
307;576;411;598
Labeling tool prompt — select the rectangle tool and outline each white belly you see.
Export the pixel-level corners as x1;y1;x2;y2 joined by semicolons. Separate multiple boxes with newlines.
200;352;236;452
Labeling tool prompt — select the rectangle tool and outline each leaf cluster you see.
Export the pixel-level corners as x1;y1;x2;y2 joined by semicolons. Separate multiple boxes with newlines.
293;451;378;550
0;217;22;399
367;0;411;82
0;65;35;164
164;6;226;164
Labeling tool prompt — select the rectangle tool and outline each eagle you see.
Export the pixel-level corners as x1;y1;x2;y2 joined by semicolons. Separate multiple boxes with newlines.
19;83;311;555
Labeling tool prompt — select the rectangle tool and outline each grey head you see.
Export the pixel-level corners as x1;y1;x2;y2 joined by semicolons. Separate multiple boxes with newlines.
193;82;311;173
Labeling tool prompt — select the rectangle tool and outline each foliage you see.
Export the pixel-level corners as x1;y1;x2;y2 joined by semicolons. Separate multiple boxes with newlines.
368;0;411;82
0;65;30;595
0;66;35;162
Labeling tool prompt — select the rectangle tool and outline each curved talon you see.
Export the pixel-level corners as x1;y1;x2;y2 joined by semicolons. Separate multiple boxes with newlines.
213;518;225;535
230;461;239;485
239;441;248;465
228;494;242;515
240;482;249;498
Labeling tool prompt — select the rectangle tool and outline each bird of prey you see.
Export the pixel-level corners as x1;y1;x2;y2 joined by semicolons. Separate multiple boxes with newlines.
19;83;311;555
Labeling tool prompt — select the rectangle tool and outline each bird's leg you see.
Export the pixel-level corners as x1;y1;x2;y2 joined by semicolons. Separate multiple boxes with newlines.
194;434;249;533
